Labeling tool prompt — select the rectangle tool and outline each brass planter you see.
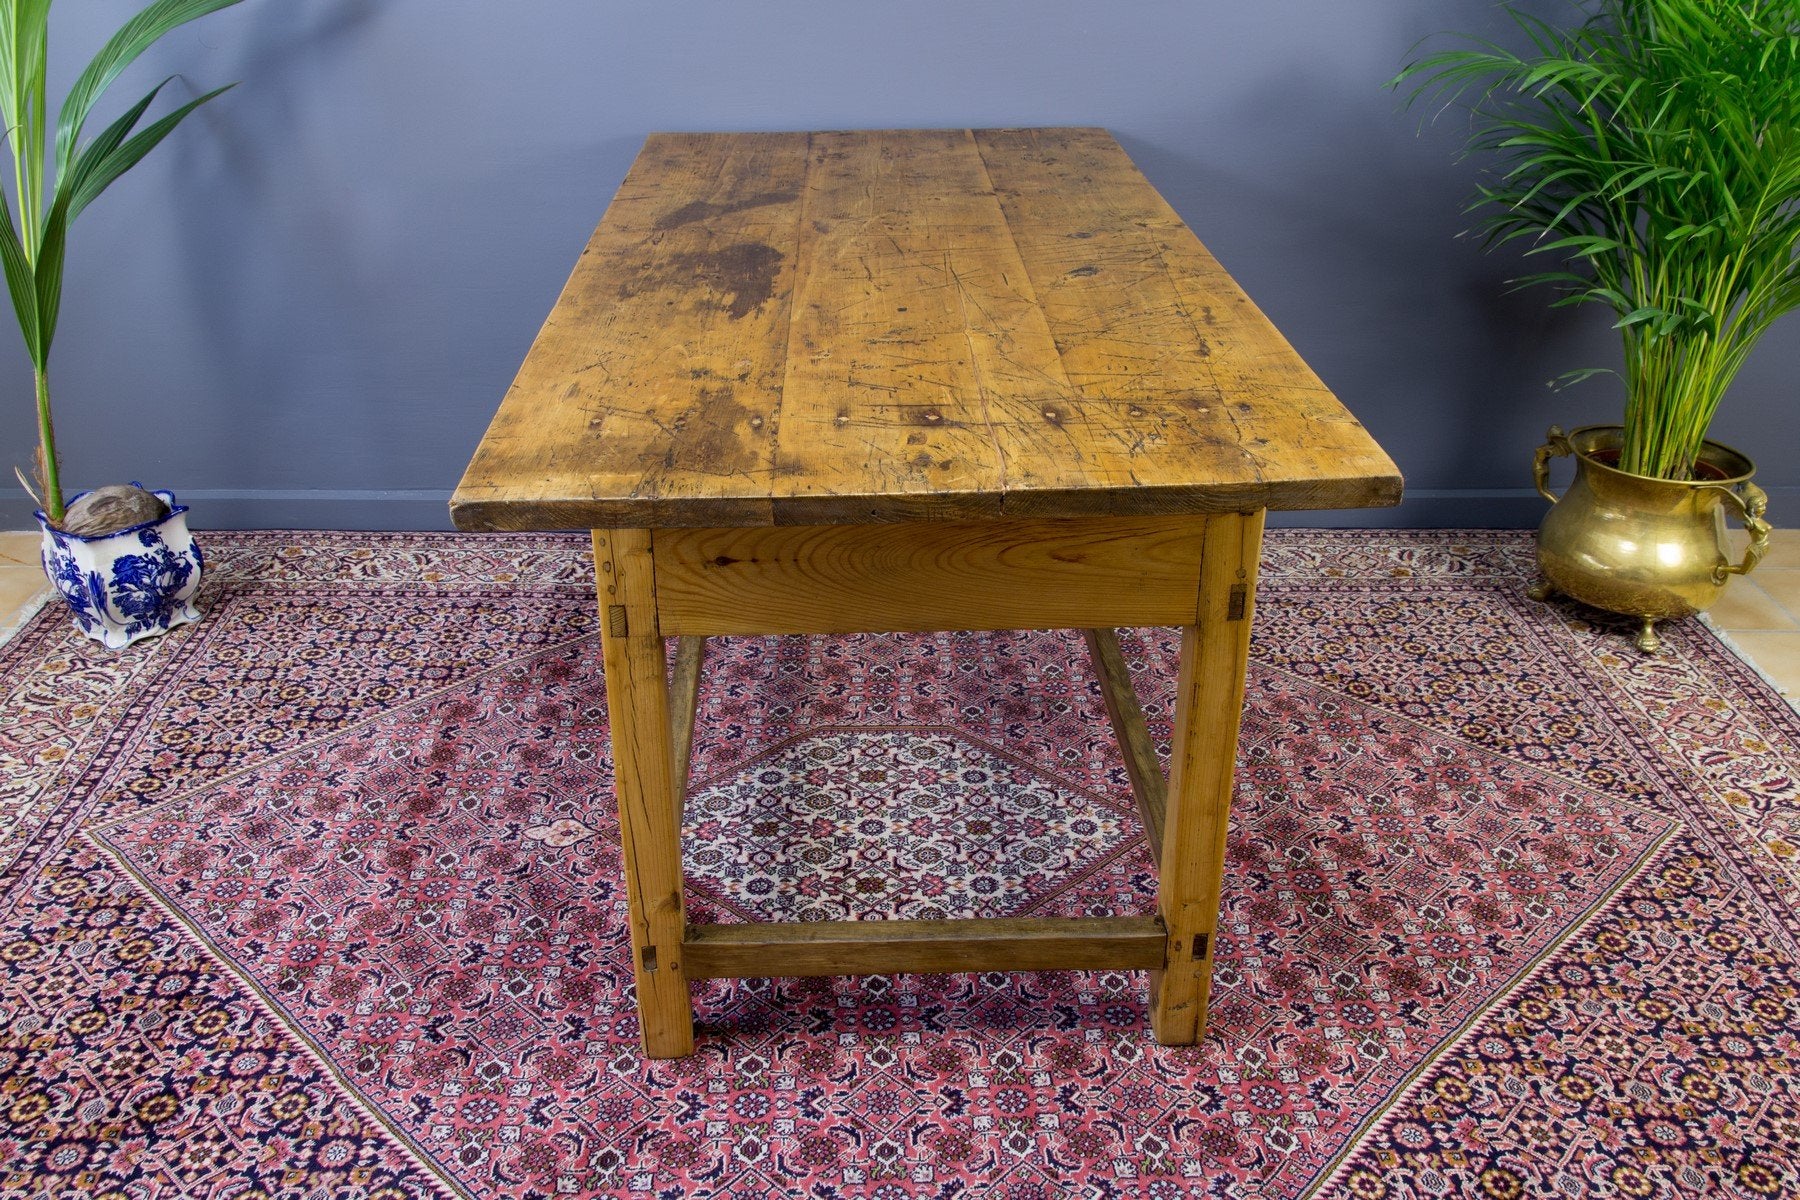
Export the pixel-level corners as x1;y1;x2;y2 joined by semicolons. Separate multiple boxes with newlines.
1530;425;1770;653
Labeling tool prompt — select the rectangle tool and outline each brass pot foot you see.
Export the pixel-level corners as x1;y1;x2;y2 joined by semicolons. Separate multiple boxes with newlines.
1634;618;1662;655
1527;579;1556;602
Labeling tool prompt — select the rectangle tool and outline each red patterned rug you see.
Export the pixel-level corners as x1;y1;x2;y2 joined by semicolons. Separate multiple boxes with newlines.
2;531;1797;1199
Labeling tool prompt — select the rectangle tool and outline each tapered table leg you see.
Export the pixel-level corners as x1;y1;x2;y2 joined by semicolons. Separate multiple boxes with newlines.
1150;510;1264;1044
593;529;695;1058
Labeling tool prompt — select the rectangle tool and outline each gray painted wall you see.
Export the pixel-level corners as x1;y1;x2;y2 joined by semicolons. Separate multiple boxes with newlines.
2;0;1795;531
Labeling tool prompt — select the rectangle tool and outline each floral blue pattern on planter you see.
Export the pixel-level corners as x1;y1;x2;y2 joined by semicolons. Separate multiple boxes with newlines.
36;485;203;649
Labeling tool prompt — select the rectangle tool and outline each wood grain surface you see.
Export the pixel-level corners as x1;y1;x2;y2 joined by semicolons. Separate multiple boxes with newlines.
1150;510;1264;1044
593;530;694;1057
650;515;1209;636
452;128;1400;530
683;916;1167;978
667;634;707;819
1082;627;1167;859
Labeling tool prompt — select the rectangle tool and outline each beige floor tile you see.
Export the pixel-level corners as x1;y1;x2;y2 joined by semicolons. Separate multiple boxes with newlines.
1719;630;1800;696
0;566;48;627
1764;528;1800;569
0;531;41;568
1728;526;1800;570
1746;569;1800;619
1706;579;1799;631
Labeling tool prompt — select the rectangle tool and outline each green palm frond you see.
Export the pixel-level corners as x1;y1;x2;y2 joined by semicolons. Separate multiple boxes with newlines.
0;0;246;522
1397;0;1800;479
56;0;244;179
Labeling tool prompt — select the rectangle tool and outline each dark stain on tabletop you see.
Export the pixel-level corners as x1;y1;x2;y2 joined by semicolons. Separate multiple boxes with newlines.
682;243;784;319
623;242;785;321
654;384;762;475
653;191;797;230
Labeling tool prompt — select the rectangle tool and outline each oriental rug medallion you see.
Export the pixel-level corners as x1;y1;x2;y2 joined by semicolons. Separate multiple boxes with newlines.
1;531;1796;1199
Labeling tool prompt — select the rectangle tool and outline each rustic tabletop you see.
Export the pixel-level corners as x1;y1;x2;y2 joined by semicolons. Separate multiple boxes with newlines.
451;127;1400;531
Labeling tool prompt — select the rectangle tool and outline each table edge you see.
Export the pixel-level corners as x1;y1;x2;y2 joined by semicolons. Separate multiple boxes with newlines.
447;472;1405;532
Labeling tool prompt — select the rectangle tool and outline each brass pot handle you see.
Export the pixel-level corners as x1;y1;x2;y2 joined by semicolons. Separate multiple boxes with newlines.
1533;425;1573;504
1710;481;1772;582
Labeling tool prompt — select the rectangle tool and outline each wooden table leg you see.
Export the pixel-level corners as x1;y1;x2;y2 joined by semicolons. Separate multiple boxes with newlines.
594;529;695;1058
1150;510;1265;1045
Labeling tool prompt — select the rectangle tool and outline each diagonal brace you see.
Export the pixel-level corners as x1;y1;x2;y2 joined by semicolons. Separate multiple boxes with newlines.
668;635;708;821
1082;627;1167;859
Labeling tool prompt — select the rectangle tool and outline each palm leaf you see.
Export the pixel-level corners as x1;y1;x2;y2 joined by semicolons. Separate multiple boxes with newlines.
30;179;60;354
65;81;232;222
0;0;51;256
0;181;39;363
1396;0;1800;478
55;0;245;178
0;0;246;519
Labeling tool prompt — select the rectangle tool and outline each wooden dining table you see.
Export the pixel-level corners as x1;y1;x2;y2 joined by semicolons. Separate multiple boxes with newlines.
451;127;1401;1058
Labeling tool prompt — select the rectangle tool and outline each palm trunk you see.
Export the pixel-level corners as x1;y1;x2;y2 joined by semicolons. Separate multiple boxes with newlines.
33;366;62;524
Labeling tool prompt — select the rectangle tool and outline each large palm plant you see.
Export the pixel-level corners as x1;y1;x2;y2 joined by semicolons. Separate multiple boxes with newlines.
1398;0;1800;480
2;0;245;527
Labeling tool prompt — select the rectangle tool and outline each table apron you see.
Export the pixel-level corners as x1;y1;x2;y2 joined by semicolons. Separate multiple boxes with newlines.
647;514;1245;637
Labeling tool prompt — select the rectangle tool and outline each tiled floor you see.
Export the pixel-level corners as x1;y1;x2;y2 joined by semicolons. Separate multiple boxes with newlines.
0;531;48;634
1703;527;1800;701
6;529;1800;701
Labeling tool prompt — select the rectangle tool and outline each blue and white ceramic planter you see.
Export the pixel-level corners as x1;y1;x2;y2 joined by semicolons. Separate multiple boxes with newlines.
36;487;203;650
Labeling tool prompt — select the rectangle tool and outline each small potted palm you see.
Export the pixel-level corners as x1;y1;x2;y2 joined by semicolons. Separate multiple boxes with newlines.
1398;0;1798;652
6;0;245;648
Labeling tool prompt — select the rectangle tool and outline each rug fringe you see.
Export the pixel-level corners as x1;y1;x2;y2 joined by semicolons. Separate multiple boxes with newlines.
1699;615;1799;712
0;586;50;648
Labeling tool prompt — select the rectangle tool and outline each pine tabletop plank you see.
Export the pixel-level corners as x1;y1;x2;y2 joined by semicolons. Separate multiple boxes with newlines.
451;127;1401;530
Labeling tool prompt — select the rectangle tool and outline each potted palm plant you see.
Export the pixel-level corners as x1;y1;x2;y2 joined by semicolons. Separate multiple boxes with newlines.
6;0;245;648
1398;0;1798;652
